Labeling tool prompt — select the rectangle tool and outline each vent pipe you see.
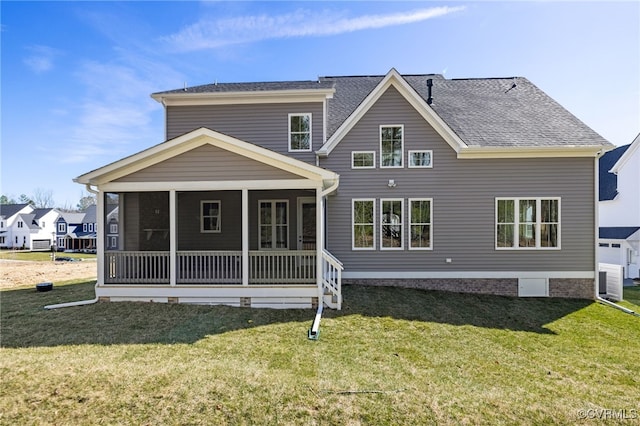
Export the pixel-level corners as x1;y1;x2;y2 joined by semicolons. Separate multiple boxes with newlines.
426;78;433;105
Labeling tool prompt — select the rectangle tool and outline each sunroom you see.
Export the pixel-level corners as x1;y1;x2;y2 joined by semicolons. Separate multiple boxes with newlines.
75;128;342;309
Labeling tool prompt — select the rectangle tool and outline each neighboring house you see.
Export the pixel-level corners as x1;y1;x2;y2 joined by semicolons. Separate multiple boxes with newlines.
74;69;612;308
3;207;59;250
56;211;86;251
0;204;34;249
55;205;118;252
106;205;120;250
599;133;640;279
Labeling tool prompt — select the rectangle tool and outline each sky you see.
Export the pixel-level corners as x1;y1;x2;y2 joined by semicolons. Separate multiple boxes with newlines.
1;1;639;208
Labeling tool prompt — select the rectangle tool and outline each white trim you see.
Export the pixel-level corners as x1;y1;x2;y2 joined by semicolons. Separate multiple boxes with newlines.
242;189;249;286
457;145;604;159
96;192;105;286
318;68;467;157
288;113;312;152
408;198;433;250
75;127;338;187
610;133;639;173
151;89;335;107
200;200;222;233
95;285;318;299
343;271;595;279
408;150;433;168
380;198;404;250
296;197;316;251
351;151;376;169
352;198;376;251
169;190;177;286
495;197;561;250
379;124;404;168
100;179;321;192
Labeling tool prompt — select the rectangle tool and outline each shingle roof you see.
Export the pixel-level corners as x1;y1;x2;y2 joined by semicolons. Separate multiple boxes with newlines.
153;80;335;95
0;203;31;218
58;212;85;224
18;213;40;230
599;144;630;201
600;227;640;239
32;208;57;220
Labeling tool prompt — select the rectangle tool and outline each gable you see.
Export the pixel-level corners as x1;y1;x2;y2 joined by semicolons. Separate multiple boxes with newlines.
115;144;301;183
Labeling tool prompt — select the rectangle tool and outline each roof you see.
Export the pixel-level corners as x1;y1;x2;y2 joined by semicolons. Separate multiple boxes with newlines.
18;213;40;230
32;208;57;220
600;226;640;239
599;144;630;201
57;212;86;224
0;204;31;218
155;70;612;150
82;205;97;223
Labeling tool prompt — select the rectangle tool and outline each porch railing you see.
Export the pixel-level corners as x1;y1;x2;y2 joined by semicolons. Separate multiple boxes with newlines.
249;250;316;284
178;251;242;284
321;249;343;310
105;251;170;284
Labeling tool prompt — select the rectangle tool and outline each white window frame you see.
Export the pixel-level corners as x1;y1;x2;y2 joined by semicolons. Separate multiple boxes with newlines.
380;198;404;250
495;197;561;250
258;200;289;250
352;199;376;251
351;151;376;169
200;200;221;233
409;198;433;250
17;221;23;228
58;223;66;233
288;113;312;152
408;150;433;168
0;237;4;244
57;237;65;248
88;223;93;232
110;224;118;234
109;236;117;248
380;125;404;168
83;223;87;232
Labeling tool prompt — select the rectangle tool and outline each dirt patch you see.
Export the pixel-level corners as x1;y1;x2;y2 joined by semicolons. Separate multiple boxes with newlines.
0;260;97;290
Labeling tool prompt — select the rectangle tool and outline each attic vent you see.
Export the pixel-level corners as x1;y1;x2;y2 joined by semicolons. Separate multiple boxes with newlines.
426;78;433;105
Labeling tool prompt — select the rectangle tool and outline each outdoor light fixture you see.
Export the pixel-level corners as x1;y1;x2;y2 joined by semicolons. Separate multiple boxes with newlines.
387;179;397;188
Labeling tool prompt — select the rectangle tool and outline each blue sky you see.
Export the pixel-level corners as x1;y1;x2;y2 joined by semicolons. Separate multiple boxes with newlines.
1;1;639;208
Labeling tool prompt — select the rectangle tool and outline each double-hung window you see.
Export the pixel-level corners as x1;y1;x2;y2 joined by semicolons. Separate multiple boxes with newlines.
289;113;312;152
352;199;375;250
201;200;221;233
409;199;432;249
380;125;403;168
58;223;66;233
259;200;288;249
496;198;560;249
110;224;118;234
381;199;403;249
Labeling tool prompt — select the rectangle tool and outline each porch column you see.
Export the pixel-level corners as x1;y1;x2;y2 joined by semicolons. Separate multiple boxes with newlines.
316;186;323;295
242;189;249;286
97;191;105;286
169;189;176;286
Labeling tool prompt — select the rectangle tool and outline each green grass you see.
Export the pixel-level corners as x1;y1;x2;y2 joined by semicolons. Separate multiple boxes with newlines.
0;251;96;261
1;282;639;425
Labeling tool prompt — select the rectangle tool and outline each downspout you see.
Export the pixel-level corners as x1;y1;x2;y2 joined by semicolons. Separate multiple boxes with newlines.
308;176;340;340
45;184;101;310
597;296;640;317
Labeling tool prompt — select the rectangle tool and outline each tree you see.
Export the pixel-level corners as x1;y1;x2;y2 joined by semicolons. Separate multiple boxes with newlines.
18;194;34;206
0;194;17;204
32;188;55;208
76;192;96;211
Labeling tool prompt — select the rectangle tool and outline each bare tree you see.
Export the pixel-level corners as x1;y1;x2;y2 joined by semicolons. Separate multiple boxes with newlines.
32;188;55;208
76;191;97;211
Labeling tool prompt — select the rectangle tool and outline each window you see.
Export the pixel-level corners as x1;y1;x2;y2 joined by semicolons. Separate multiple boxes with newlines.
201;201;221;233
83;223;87;232
612;243;621;248
17;221;23;228
289;113;312;151
409;150;433;168
352;151;375;169
381;199;403;249
57;237;65;248
110;224;118;234
0;237;4;244
496;198;560;249
110;236;117;248
259;200;288;249
88;223;93;232
41;222;45;228
352;199;375;250
380;125;403;168
409;199;432;250
599;243;610;247
58;223;66;233
0;221;4;228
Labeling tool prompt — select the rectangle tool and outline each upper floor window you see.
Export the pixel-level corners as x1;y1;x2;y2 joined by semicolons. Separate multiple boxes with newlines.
58;223;66;233
17;221;23;228
380;125;403;168
83;223;88;232
201;200;221;233
0;221;4;228
110;224;118;234
352;151;375;169
88;223;94;232
409;150;433;168
496;198;560;249
289;113;312;152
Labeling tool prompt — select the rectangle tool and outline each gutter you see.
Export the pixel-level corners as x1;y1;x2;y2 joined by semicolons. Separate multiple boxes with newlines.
45;184;101;310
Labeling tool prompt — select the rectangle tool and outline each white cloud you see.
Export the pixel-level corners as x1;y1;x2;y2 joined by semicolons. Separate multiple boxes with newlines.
23;45;62;73
163;6;465;51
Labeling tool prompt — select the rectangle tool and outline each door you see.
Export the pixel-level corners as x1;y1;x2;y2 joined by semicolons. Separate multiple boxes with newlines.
297;197;316;251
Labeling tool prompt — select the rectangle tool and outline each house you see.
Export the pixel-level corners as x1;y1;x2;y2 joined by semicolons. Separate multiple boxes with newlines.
56;211;87;252
55;205;117;252
0;204;58;250
73;69;612;308
599;133;640;279
0;203;34;249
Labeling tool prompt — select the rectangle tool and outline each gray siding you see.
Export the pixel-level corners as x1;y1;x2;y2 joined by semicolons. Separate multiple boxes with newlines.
321;86;596;272
166;102;324;164
116;144;301;183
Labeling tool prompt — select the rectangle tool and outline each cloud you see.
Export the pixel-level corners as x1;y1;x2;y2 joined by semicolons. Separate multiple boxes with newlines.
163;6;465;51
23;45;62;73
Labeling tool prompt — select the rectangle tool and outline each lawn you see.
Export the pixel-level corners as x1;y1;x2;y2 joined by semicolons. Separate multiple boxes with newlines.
1;281;638;425
0;251;96;261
